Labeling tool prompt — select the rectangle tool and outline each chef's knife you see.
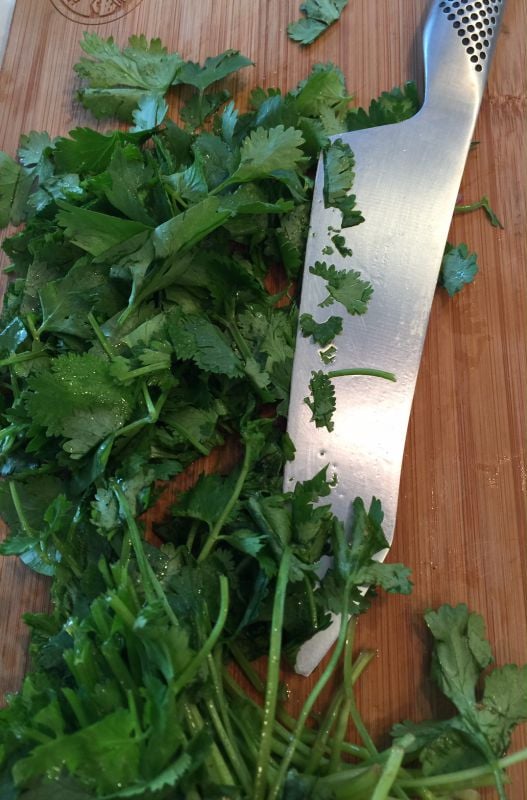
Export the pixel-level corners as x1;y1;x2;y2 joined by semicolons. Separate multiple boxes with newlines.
285;0;507;676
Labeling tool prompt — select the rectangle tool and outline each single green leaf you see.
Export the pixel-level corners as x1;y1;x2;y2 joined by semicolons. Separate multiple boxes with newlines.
53;128;122;174
56;202;151;257
229;125;306;184
174;50;253;92
0;152;33;227
288;0;349;45
152;196;232;258
323;138;364;227
304;370;336;431
439;243;479;296
299;312;343;346
131;93;168;132
309;260;373;315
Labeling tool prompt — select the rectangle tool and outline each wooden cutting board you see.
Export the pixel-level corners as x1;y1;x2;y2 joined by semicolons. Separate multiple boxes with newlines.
1;0;526;795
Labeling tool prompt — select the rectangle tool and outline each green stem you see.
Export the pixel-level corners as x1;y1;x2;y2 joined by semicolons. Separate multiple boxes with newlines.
172;575;229;695
329;619;357;772
9;481;34;536
268;591;353;800
253;547;291;800
327;368;396;382
25;313;40;341
454;195;504;228
87;312;114;359
306;687;345;775
204;696;252;794
396;746;527;790
184;702;235;786
197;444;253;563
371;735;414;800
0;350;47;368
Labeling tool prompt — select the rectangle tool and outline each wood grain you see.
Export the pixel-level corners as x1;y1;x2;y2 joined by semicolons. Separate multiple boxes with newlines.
0;0;525;795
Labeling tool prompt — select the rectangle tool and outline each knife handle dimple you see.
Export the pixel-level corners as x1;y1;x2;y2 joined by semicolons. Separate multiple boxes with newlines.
422;0;506;112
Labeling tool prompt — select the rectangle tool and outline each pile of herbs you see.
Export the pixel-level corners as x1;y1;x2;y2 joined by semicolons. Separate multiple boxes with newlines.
0;34;525;800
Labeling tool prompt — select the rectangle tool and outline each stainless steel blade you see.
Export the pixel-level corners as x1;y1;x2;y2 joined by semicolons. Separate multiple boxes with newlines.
285;0;507;676
0;0;16;68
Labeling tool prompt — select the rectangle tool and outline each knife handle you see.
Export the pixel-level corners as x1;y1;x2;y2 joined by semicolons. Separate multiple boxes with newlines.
423;0;506;112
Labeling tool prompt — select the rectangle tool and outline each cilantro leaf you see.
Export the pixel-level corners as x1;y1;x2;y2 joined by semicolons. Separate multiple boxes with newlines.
75;34;184;122
228;125;306;185
13;709;140;794
168;311;243;378
309;260;373;314
347;82;421;130
304;370;336;431
152;197;232;258
25;353;134;457
102;143;155;224
323;138;364;227
439;243;479;296
131;93;168;132
174;50;253;93
0;151;33;226
299;312;343;346
56;202;151;257
53;128;123;174
180;89;231;129
288;0;349;45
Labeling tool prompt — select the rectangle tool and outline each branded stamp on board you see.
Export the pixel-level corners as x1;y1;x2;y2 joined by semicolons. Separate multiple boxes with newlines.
50;0;144;24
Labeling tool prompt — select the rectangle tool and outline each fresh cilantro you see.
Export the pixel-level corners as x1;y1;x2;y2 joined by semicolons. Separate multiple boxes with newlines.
304;370;336;431
347;82;421;130
226;125;307;186
323;138;364;227
439;242;479;296
288;0;349;45
393;605;527;798
75;34;184;121
0;152;32;226
56;202;151;257
174;50;253;93
309;260;373;314
299;312;343;346
331;232;352;257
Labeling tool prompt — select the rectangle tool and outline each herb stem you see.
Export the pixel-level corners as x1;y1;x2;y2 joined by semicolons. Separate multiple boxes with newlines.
253;547;291;800
172;575;229;694
371;735;414;800
268;590;352;800
198;444;253;562
327;368;396;382
0;349;47;369
396;746;527;790
454;195;504;228
87;312;114;359
8;481;34;536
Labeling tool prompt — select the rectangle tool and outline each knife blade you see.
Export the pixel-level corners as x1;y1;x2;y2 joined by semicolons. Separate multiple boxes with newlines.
0;0;16;68
285;0;507;676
